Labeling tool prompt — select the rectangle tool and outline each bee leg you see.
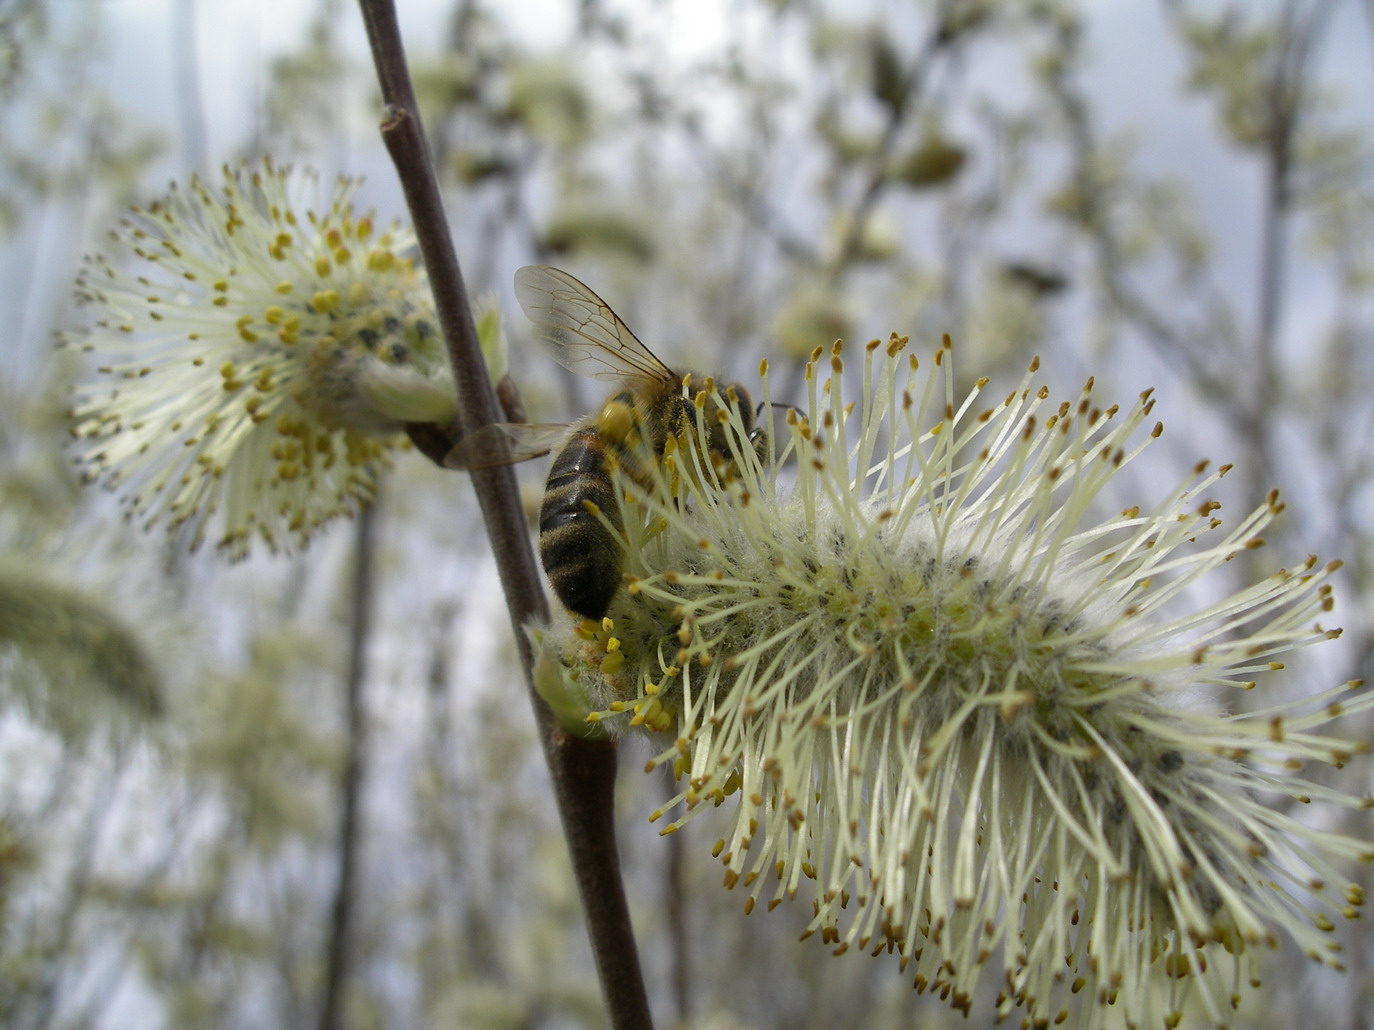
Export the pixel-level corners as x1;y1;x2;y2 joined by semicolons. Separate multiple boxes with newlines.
496;374;528;424
405;419;462;466
407;374;528;467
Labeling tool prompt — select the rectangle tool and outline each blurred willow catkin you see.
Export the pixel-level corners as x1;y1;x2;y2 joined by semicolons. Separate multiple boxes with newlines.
0;566;161;735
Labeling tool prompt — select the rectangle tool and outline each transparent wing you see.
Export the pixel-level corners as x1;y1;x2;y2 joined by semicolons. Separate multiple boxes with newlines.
444;422;571;470
514;265;677;386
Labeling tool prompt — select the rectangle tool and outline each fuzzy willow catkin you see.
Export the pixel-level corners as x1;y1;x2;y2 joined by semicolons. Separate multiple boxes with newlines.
547;333;1372;1029
63;160;457;557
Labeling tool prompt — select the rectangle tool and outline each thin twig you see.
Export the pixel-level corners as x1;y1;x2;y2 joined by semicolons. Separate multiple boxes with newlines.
354;4;654;1029
317;499;378;1030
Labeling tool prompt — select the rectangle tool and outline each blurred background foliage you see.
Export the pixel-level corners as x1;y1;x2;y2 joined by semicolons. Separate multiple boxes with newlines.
1;0;1372;1027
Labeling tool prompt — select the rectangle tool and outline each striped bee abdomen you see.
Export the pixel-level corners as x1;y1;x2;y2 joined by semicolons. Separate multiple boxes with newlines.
538;427;626;620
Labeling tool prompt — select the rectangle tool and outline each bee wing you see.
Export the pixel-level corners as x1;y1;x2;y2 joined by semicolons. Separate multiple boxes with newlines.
514;265;677;386
444;422;570;471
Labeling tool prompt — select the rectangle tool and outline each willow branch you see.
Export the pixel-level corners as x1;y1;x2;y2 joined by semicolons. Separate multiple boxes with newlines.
354;4;653;1029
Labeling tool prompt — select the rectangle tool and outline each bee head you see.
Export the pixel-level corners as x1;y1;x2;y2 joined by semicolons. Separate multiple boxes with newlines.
692;380;766;467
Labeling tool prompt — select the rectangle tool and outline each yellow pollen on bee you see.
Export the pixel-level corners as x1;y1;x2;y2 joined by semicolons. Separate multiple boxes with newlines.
598;400;636;443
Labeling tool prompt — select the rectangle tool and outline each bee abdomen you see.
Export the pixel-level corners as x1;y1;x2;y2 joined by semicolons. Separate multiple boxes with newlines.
539;430;624;620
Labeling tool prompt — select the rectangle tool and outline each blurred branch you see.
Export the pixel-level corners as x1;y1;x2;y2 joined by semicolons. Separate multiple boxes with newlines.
63;789;207;1030
1242;0;1336;485
1054;2;1337;497
317;499;378;1030
354;4;654;1029
662;773;691;1023
680;111;821;268
827;0;957;281
1042;30;1231;404
26;766;125;1030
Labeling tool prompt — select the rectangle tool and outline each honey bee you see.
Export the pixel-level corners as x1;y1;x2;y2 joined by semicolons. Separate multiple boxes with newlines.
447;265;761;620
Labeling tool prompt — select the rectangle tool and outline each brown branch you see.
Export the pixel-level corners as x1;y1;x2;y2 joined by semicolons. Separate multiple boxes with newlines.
354;4;654;1029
